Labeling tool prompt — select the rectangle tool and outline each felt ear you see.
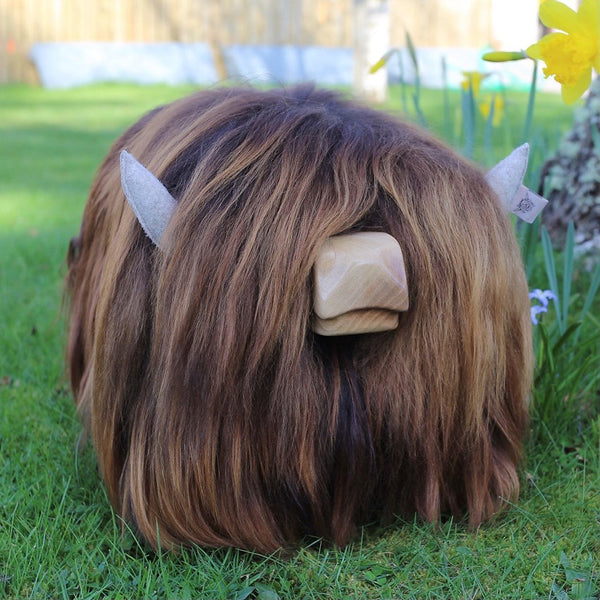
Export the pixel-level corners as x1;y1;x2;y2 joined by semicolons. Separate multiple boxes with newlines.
485;143;529;210
485;143;548;223
120;150;177;247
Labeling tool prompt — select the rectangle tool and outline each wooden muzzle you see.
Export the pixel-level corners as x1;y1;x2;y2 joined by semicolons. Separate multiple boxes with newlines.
311;232;409;336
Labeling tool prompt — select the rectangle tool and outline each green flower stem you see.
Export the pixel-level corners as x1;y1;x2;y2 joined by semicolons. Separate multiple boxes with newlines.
405;32;427;126
523;60;538;143
441;56;452;142
461;85;476;159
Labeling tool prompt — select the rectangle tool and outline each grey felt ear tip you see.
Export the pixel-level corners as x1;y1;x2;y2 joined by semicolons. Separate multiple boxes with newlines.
120;151;155;244
485;143;531;210
119;149;177;248
515;142;530;168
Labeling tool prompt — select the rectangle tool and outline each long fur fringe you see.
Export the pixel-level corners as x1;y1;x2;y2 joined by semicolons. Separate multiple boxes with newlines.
66;85;532;553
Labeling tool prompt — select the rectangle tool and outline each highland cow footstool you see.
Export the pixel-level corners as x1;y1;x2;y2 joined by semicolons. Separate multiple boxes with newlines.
66;85;535;553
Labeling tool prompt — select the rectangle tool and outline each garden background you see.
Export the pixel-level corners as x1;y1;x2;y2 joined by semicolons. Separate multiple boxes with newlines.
1;0;599;598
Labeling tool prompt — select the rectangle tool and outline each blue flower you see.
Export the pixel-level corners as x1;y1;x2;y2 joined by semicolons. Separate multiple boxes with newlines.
530;304;548;325
529;289;556;325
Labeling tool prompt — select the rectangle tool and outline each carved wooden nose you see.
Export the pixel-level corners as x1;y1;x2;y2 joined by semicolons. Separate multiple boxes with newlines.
311;232;409;336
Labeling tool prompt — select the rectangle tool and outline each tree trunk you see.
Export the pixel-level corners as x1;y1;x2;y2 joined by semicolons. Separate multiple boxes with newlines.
353;0;390;103
539;76;600;258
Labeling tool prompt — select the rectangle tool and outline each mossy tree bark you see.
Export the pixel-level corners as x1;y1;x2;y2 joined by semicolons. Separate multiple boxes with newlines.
539;76;600;255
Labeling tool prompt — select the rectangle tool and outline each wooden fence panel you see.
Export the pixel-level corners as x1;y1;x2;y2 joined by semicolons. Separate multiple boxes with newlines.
0;0;495;84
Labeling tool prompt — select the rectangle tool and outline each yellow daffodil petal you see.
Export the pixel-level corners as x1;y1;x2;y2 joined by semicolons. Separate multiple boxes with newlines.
530;32;596;82
460;71;490;97
538;0;583;35
561;66;592;104
577;0;600;38
526;41;544;60
480;95;504;126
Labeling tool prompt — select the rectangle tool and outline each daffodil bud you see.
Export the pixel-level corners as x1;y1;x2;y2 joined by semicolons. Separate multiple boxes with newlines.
369;49;395;74
482;51;528;62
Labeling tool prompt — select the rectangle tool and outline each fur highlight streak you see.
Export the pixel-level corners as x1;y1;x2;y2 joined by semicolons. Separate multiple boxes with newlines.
66;85;532;553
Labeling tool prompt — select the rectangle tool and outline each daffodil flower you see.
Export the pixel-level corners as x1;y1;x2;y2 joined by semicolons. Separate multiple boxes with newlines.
526;0;600;104
480;94;505;127
460;71;490;98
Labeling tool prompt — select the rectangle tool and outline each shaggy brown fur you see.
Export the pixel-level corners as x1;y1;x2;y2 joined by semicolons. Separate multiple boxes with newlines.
66;85;532;553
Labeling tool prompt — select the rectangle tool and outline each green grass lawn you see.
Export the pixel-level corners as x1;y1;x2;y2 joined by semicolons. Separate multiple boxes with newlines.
0;83;598;600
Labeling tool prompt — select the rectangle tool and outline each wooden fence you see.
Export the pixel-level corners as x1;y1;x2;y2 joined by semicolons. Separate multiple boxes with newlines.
0;0;496;84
